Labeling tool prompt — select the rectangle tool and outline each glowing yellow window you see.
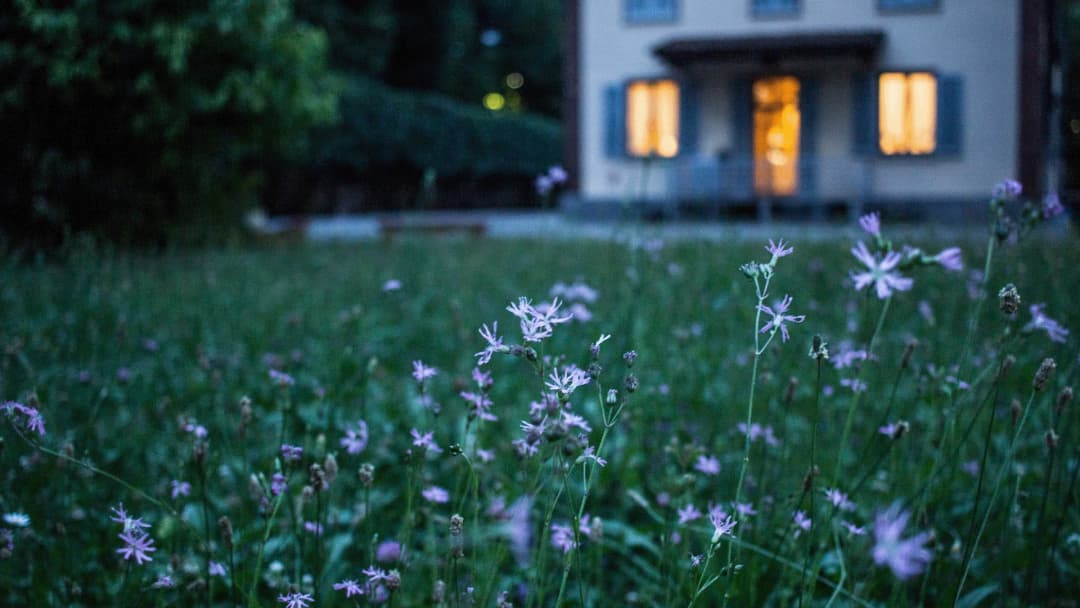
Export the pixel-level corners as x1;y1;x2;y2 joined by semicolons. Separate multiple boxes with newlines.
626;79;680;158
878;72;937;155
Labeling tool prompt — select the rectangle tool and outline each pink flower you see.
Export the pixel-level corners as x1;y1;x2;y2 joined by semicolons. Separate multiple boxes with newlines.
551;523;577;553
793;511;812;535
277;592;314;608
758;294;805;342
1024;304;1069;343
152;575;175;588
411;360;438;384
934;247;963;271
170;480;191;499
992;179;1022;200
711;512;738;538
823;488;855;511
117;529;156;564
382;279;402;292
475;322;506;365
677;504;702;525
872;504;932;579
850;241;913;299
410;428;442;454
765;238;794;260
334;579;364;597
1;401;46;436
340;420;369;454
376;540;401;563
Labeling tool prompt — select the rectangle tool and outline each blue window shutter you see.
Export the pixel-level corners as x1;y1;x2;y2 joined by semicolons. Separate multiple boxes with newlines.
852;73;878;156
936;74;963;156
678;79;699;156
604;83;626;158
626;0;677;23
731;78;752;197
799;77;818;197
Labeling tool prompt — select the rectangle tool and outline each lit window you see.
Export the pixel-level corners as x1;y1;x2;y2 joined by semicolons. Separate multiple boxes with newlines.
878;72;937;155
626;79;680;158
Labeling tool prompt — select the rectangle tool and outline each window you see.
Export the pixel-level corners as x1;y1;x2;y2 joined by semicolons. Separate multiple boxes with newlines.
752;0;799;17
878;0;939;12
626;79;680;157
626;0;677;24
878;72;937;155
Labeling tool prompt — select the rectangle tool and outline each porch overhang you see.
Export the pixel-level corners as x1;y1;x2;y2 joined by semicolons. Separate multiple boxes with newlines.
654;29;885;67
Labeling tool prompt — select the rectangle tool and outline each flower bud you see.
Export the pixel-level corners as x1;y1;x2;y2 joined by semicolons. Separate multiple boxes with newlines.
385;569;401;592
1010;398;1022;424
623;351;637;368
606;389;619;405
901;338;917;369
1045;429;1059;450
218;516;234;550
624;373;639;394
784;377;798;405
358;463;375;488
1056;386;1073;417
1033;358;1056;392
998;283;1021;315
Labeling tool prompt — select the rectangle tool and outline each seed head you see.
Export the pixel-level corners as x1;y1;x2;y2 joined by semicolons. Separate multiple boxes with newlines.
623;350;637;368
385;569;401;592
998;284;1021;315
1010;398;1022;423
1033;358;1056;392
358;463;375;488
606;389;619;405
1056;387;1073;417
218;516;234;550
1001;354;1016;377
808;335;829;361
784;377;798;404
1045;429;1059;450
624;373;639;393
901;339;917;369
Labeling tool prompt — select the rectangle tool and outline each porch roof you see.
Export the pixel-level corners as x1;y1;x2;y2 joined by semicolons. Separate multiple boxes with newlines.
653;29;885;66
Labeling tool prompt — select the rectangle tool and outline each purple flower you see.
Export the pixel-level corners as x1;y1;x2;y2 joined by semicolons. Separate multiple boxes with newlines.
693;455;720;476
878;421;909;439
711;512;738;538
765;238;794;260
461;391;497;421
277;592;314;608
376;540;401;563
475;321;506;366
117;367;131;383
152;575;175;588
117;529;156;564
340;419;369;454
471;367;493;388
362;565;388;585
304;521;323;536
334;579;364;598
506;297;574;343
410;428;442;454
872;504;932;580
758;294;806;342
1024;304;1069;343
280;444;304;462
268;369;295;387
677;504;703;525
550;523;577;554
840;377;868;393
548;165;568;184
850;241;913;299
823;488;855;512
859;212;881;237
170;480;191;499
843;521;867;536
793;511;812;534
382;279;402;292
110;503;150;532
271;472;287;496
209;561;227;577
992;179;1022;200
545;365;591;396
411;360;438;384
1;401;46;436
1043;191;1064;219
934;247;963;271
735;502;757;518
422;485;449;503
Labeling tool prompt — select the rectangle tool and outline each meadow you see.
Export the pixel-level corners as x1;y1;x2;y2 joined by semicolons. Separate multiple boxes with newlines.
0;200;1077;606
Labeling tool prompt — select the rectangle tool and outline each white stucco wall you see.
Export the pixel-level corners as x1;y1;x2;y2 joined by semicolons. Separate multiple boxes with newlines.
578;0;1020;203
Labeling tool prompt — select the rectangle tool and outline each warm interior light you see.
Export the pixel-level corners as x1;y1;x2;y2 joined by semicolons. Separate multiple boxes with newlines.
753;76;800;196
879;72;936;155
625;79;680;157
483;92;506;111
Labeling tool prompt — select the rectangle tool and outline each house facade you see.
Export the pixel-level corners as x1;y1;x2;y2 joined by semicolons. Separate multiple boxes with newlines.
562;0;1055;219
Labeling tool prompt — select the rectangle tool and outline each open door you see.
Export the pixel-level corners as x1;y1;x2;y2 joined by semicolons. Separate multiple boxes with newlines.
752;76;800;197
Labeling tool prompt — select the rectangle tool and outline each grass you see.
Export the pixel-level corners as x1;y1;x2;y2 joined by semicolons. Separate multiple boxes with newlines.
0;222;1077;607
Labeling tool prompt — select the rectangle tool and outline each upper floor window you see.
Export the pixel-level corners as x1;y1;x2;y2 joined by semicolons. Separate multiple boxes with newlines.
878;0;939;12
626;0;678;24
878;72;937;155
752;0;799;17
626;79;680;157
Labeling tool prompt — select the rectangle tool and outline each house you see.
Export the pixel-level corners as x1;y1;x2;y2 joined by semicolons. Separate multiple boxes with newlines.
561;0;1058;220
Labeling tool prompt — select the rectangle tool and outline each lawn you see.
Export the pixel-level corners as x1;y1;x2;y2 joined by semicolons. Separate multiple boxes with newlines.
0;216;1077;607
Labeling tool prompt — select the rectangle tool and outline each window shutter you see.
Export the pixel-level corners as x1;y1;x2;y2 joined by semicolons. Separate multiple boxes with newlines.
730;78;752;198
604;83;626;158
935;74;963;156
678;78;699;156
799;77;818;198
852;73;878;156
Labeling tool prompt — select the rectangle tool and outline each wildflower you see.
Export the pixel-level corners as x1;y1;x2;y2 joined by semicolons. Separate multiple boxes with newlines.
363;565;388;585
578;444;607;467
560;410;592;432
280;444;304;462
998;284;1021;315
623;350;637;367
933;247;963;271
677;504;703;525
471;367;493;389
1033;358;1057;392
710;512;738;541
872;504;933;580
506;297;574;343
808;335;829;360
758;294;806;342
850;241;913;299
842;521;867;536
550;523;577;553
535;175;553;196
376;541;402;563
879;421;909;439
340;420;369;454
461;391;497;421
382;279;402;292
765;238;794;261
735;502;757;518
590;333;611;357
3;513;29;527
209;561;227;577
334;579;364;598
277;592;314;608
1023;304;1069;343
840;378;868;393
475;322;507;366
410;428;443;454
545;366;591;396
411;360;438;384
117;529;156;564
170;480;191;499
859;212;881;237
1043;191;1064;219
992;179;1022;200
823;488;855;512
961;460;980;477
693;455;720;476
271;472;287;496
110;504;150;532
304;521;323;536
1;401;46;436
268;369;295;387
152;575;175;588
422;486;450;504
690;553;704;567
793;511;812;533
